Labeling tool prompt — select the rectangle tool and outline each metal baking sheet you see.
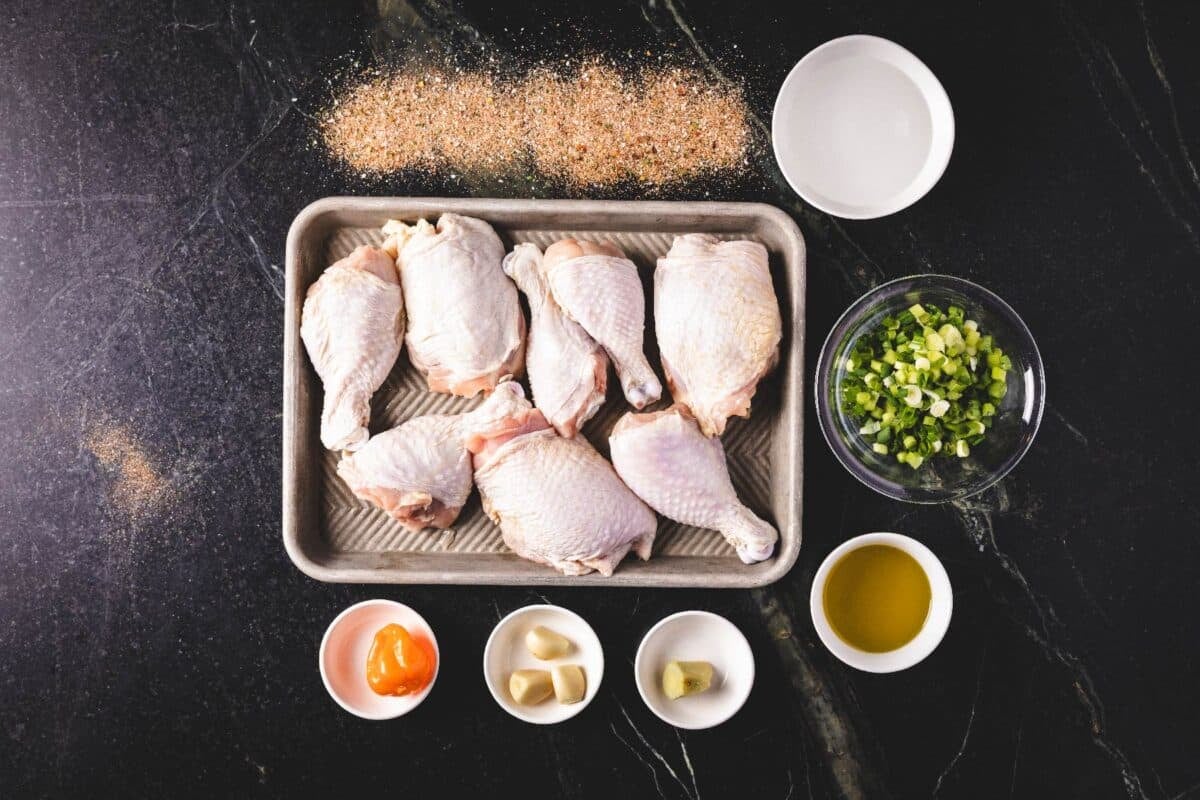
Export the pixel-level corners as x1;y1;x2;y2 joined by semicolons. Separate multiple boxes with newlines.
283;198;806;586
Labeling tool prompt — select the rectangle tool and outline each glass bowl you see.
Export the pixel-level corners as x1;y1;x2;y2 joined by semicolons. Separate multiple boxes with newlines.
815;275;1045;503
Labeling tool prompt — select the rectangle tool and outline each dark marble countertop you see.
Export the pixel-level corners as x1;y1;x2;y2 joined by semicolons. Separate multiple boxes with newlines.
3;0;1199;797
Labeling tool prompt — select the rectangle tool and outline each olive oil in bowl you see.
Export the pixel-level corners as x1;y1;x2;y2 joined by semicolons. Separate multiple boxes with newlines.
822;544;931;652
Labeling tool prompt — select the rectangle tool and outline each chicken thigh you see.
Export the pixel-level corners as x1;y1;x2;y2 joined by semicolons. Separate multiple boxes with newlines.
655;235;782;436
467;402;657;576
382;214;525;397
300;244;405;452
502;243;607;437
336;381;529;532
544;238;662;409
609;406;777;564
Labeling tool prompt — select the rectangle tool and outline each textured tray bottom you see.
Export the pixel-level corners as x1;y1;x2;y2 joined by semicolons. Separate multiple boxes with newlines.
318;226;777;560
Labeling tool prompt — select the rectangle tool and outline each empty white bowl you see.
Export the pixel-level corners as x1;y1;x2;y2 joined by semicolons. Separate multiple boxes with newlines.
483;605;604;724
810;532;953;672
772;35;954;219
634;611;755;730
318;599;439;720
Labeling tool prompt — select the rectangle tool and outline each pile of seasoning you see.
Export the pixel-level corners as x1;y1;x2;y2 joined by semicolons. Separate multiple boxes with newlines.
84;422;175;520
321;62;755;187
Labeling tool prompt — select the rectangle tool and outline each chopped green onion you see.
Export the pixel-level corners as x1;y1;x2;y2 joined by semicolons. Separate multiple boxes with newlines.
839;301;1010;469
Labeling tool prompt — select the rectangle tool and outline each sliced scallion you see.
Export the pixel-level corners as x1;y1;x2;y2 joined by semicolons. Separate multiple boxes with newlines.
839;301;1010;468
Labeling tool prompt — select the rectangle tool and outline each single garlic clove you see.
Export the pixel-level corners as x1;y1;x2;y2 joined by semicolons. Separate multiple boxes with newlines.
551;664;586;705
509;669;554;705
525;625;572;660
662;660;714;700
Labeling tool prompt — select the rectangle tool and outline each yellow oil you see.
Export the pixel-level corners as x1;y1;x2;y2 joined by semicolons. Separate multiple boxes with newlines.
822;544;931;653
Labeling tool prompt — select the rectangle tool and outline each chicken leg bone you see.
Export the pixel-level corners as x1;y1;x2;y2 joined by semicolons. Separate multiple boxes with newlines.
544;238;662;409
609;405;777;563
502;243;608;437
300;245;405;452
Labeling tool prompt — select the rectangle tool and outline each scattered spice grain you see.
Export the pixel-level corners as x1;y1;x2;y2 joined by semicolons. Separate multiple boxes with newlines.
84;423;175;520
321;61;754;187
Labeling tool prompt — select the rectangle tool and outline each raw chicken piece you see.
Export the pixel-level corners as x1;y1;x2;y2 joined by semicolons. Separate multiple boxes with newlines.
609;406;777;564
655;234;782;437
467;402;657;576
300;245;405;452
544;238;662;409
337;414;468;531
502;243;608;437
336;382;529;532
382;213;525;397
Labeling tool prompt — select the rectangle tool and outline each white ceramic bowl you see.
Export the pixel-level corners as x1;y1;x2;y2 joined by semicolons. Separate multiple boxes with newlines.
483;605;604;724
318;599;439;720
634;611;755;730
809;532;952;672
772;35;954;219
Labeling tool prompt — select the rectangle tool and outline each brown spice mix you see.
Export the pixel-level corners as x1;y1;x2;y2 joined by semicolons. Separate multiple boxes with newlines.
321;63;753;186
84;423;174;519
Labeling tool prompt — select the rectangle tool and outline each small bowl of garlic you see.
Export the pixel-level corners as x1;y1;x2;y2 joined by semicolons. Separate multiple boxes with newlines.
483;604;604;724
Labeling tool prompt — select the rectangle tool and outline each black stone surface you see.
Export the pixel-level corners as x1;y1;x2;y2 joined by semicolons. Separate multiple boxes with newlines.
2;0;1198;797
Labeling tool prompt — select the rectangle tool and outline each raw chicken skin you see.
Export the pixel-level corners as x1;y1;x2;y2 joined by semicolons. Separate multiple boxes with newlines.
502;243;607;437
336;382;530;532
337;414;468;531
382;214;525;397
467;403;657;576
544;238;662;409
300;245;405;452
655;234;782;436
609;406;778;564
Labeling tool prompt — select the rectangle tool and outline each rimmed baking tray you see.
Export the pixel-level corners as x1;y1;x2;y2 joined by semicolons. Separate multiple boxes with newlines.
283;198;806;587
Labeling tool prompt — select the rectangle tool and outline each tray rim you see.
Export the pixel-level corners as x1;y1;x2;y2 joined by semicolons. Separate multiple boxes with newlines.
283;196;806;587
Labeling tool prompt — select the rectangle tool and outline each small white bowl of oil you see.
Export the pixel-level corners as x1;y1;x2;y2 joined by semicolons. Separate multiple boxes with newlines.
810;532;952;672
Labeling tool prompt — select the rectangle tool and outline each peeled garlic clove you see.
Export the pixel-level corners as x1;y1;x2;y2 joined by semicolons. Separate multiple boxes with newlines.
525;625;572;660
509;669;553;705
551;664;586;705
662;660;714;700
